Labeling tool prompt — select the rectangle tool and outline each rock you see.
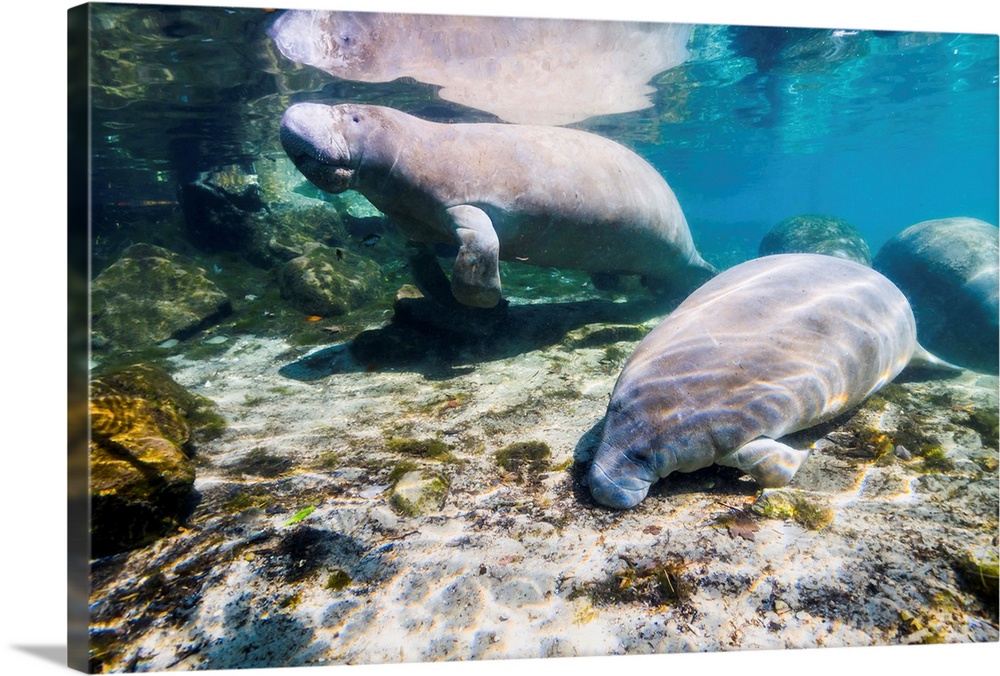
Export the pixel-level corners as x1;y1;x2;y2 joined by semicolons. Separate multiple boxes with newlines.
874;217;999;374
759;214;871;265
562;323;647;348
389;469;449;516
392;286;509;338
278;243;382;316
91;244;232;351
89;364;225;557
180;165;268;252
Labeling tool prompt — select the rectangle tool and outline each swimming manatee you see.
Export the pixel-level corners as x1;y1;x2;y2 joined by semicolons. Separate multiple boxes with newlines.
759;214;871;266
874;217;999;374
269;11;692;126
280;102;716;308
587;253;954;509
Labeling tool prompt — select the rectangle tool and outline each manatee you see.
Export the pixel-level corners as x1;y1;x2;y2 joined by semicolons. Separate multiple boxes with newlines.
758;214;871;266
268;11;692;126
874;217;999;374
280;102;716;308
587;253;954;509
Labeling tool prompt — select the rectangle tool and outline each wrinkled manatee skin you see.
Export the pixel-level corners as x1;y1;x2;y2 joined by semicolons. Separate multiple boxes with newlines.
588;253;920;509
279;102;716;308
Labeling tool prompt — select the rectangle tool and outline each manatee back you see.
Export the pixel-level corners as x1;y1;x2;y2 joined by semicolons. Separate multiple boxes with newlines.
610;254;918;450
372;109;707;277
874;217;999;374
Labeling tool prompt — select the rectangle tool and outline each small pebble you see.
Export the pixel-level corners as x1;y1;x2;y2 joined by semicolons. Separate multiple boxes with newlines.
895;444;912;461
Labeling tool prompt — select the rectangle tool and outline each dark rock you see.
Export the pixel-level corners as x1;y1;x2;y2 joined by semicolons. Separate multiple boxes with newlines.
89;364;224;557
759;214;871;265
91;244;232;350
180;165;267;252
278;243;382;316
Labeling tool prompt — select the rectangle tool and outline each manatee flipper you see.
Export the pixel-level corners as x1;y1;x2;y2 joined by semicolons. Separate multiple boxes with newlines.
718;438;812;488
447;205;502;308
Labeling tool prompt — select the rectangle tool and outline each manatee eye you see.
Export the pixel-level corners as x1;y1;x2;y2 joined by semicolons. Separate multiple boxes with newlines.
341;34;351;44
352;115;360;123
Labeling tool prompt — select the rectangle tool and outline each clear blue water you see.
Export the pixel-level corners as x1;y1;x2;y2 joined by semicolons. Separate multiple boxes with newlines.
652;29;999;260
88;4;998;269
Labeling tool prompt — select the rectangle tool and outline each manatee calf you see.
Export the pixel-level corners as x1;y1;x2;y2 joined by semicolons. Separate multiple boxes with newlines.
588;253;951;509
279;102;716;308
874;217;999;374
759;214;871;266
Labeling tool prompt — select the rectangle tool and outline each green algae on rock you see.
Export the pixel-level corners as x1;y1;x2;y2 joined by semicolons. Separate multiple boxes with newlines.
91;243;233;351
326;568;353;592
89;363;225;557
751;489;834;530
389;467;450;516
91;363;226;442
278;242;382;317
495;441;552;481
386;436;458;463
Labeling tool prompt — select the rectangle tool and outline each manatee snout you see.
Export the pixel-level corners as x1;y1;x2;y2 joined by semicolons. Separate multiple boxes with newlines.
587;436;658;510
280;103;353;193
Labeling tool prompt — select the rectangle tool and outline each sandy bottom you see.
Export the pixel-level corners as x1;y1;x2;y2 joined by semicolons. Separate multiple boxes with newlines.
88;313;999;671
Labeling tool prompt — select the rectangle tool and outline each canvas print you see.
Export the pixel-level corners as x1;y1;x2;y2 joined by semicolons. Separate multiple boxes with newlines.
68;2;999;673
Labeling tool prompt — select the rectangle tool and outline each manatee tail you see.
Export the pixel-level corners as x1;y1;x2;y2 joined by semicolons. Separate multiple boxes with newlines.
906;343;965;375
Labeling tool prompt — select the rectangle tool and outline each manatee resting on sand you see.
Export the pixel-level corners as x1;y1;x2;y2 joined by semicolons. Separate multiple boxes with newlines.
280;103;716;308
874;217;999;374
588;253;951;509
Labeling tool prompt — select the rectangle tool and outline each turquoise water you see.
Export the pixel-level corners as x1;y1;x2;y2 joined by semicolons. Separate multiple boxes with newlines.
652;29;999;259
88;5;998;271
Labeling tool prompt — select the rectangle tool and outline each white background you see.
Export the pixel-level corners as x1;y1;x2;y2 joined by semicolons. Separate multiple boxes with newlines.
1;1;997;674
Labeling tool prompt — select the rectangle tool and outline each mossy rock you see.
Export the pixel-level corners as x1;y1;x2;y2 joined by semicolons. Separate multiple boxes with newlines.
278;243;382;317
751;489;833;530
495;441;552;477
562;323;647;349
91;363;226;442
759;214;871;266
179;165;267;252
389;468;450;516
386;437;456;462
91;243;232;350
957;549;999;611
89;364;223;557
